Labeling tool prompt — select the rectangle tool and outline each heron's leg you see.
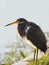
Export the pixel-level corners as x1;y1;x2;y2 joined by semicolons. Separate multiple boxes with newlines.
36;48;38;62
33;49;36;60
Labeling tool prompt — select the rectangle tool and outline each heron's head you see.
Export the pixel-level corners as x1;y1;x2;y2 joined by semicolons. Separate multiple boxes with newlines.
5;18;28;27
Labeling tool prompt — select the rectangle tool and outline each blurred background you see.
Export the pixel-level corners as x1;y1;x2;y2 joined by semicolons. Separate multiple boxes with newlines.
0;0;49;65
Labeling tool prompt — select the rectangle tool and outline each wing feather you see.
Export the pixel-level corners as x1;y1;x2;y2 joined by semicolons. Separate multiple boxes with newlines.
25;22;47;52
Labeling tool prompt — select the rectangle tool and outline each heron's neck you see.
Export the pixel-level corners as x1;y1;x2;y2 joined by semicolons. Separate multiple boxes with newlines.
17;22;28;37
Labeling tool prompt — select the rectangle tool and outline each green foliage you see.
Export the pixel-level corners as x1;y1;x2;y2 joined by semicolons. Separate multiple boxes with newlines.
1;45;27;65
6;50;15;57
1;57;13;65
20;50;27;58
28;54;49;65
5;57;13;65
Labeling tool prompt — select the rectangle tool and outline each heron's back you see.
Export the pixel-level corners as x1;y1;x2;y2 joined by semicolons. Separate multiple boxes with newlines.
24;22;47;53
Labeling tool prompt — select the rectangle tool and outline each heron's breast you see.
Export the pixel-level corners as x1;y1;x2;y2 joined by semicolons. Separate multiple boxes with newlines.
17;30;36;49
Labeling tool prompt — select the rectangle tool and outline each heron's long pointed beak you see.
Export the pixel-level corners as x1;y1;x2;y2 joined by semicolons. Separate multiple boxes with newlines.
5;21;19;27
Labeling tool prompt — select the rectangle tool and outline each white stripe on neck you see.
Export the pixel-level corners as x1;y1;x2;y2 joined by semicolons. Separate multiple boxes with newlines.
25;26;31;33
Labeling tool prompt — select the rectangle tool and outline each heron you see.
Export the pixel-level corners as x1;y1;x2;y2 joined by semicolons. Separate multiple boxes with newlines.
5;18;47;62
